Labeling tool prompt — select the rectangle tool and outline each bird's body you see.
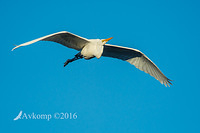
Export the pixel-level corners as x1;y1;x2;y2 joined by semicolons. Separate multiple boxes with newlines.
12;31;172;86
81;39;104;59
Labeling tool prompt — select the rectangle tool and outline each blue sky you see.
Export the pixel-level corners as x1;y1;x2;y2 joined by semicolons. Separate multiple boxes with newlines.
0;0;200;132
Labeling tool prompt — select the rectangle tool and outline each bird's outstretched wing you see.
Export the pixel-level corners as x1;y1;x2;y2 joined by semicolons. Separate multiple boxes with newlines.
102;44;172;87
12;31;89;51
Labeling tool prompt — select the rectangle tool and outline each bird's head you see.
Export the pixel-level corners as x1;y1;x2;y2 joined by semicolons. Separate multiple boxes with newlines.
101;37;113;45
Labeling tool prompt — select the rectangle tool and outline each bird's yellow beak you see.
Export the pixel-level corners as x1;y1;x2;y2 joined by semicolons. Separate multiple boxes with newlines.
102;37;113;42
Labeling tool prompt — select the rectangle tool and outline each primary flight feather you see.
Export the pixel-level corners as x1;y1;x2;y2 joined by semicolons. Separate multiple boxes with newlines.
12;31;172;87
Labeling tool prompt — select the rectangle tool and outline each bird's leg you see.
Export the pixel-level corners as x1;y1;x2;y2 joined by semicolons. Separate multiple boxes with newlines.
64;52;83;67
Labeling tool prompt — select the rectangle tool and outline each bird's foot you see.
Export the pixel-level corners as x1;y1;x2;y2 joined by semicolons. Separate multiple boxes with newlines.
64;54;83;67
64;59;71;67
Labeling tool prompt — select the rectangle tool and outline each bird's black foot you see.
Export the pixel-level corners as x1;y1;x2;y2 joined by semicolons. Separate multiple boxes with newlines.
64;53;83;67
64;59;71;67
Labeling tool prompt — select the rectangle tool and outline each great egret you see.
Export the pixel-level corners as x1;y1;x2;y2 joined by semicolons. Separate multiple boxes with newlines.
12;31;172;86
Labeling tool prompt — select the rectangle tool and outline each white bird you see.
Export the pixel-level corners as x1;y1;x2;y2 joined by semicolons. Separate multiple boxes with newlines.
12;31;172;86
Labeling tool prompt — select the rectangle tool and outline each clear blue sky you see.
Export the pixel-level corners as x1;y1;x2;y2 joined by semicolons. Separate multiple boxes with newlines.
0;0;200;132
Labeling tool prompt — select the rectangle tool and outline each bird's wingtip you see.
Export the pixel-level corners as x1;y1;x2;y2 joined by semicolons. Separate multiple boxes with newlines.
11;45;20;51
164;78;173;87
